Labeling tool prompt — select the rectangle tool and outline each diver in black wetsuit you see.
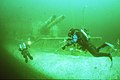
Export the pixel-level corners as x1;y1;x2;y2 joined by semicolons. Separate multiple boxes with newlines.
19;42;33;63
62;28;113;61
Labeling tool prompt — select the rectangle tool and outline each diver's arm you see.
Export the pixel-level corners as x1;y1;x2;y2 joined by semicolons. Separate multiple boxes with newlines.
62;38;73;50
62;43;73;50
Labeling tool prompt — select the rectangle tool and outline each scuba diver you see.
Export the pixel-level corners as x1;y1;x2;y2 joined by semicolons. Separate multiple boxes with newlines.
19;42;33;63
62;28;113;61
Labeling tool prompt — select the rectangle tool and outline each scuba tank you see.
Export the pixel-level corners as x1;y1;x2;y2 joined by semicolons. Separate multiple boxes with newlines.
19;42;27;51
80;28;90;42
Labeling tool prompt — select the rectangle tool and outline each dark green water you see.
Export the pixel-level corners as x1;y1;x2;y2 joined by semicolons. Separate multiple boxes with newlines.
0;0;120;79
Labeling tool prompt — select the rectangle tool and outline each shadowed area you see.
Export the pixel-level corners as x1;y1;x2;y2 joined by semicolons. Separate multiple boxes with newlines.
0;0;120;79
1;41;120;79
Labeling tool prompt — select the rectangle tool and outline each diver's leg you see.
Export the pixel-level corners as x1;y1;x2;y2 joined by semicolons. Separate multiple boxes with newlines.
97;42;115;52
23;55;28;63
87;44;112;61
28;54;33;60
27;51;33;60
92;52;112;61
97;43;109;52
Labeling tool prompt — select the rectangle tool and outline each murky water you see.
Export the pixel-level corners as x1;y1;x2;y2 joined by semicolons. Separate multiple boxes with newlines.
0;0;120;79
